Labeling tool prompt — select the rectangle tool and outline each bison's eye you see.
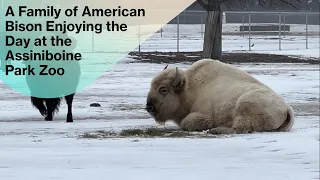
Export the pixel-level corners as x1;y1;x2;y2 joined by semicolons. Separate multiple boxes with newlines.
159;87;168;94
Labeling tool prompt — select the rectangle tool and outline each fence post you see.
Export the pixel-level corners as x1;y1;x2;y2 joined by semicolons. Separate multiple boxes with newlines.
242;15;245;37
201;15;203;38
248;13;251;51
306;13;308;49
177;14;180;52
138;24;141;52
283;15;286;37
279;13;281;50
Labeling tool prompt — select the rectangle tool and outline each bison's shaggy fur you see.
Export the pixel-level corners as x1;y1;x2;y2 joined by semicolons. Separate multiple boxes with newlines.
146;59;294;134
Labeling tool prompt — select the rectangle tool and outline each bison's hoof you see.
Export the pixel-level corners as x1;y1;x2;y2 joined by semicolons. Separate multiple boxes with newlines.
45;117;53;121
209;127;235;135
66;114;73;122
208;128;222;135
66;117;73;122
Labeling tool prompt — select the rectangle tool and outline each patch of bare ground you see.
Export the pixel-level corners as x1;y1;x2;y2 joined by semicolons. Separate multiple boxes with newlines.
78;127;233;139
127;51;319;64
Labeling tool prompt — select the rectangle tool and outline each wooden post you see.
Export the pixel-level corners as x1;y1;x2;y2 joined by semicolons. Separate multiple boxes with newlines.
202;9;222;60
197;0;223;60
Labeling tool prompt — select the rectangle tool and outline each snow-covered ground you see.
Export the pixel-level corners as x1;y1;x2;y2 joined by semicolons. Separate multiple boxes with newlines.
0;23;319;180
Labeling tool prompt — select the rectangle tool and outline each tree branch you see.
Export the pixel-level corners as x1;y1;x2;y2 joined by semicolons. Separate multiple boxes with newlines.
196;0;303;12
196;0;223;11
272;0;303;9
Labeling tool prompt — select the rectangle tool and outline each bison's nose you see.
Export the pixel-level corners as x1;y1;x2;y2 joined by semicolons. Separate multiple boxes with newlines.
145;101;156;116
146;104;155;113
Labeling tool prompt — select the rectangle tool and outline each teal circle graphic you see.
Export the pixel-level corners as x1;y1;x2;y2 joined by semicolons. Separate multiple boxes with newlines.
0;1;139;98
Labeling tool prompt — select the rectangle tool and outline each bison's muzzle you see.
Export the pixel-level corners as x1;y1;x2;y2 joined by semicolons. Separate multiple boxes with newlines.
145;102;156;117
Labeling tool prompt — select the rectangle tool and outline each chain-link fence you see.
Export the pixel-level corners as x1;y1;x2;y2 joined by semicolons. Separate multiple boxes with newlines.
124;10;319;53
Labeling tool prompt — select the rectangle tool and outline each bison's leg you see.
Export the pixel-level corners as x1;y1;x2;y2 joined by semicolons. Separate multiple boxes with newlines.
208;127;237;135
45;98;60;121
231;89;288;134
179;112;214;131
65;93;75;123
209;116;268;134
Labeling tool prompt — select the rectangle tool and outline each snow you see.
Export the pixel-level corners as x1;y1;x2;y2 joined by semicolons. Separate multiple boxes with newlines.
0;23;319;180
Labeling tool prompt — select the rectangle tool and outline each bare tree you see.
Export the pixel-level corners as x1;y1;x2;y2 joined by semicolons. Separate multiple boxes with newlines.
197;0;303;60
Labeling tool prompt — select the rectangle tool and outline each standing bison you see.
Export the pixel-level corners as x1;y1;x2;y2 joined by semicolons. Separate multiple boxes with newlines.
26;32;80;123
0;29;80;123
145;59;294;134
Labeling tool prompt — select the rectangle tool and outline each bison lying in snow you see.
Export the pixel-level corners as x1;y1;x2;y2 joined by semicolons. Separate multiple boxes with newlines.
145;59;294;134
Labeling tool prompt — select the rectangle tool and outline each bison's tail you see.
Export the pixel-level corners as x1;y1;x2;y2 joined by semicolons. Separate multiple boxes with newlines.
276;105;295;132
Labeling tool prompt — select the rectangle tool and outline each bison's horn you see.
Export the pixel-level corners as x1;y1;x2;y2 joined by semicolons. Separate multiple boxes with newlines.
172;67;181;86
163;65;168;70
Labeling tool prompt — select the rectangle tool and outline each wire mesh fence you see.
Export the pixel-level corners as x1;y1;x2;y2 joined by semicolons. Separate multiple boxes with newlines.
106;10;319;53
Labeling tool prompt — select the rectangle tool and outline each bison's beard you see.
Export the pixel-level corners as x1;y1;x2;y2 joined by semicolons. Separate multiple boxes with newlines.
155;119;166;125
154;116;166;125
148;101;170;125
153;110;167;125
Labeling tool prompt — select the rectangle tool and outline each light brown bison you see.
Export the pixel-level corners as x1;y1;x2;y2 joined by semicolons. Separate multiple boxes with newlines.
145;59;294;134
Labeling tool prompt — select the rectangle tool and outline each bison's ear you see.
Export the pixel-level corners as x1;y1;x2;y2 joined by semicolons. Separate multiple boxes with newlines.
171;67;185;92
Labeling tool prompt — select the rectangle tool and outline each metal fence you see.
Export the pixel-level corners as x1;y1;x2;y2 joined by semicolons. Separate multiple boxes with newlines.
130;10;320;53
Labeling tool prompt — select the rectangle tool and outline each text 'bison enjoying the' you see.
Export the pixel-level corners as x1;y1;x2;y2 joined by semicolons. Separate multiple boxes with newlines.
145;59;294;134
